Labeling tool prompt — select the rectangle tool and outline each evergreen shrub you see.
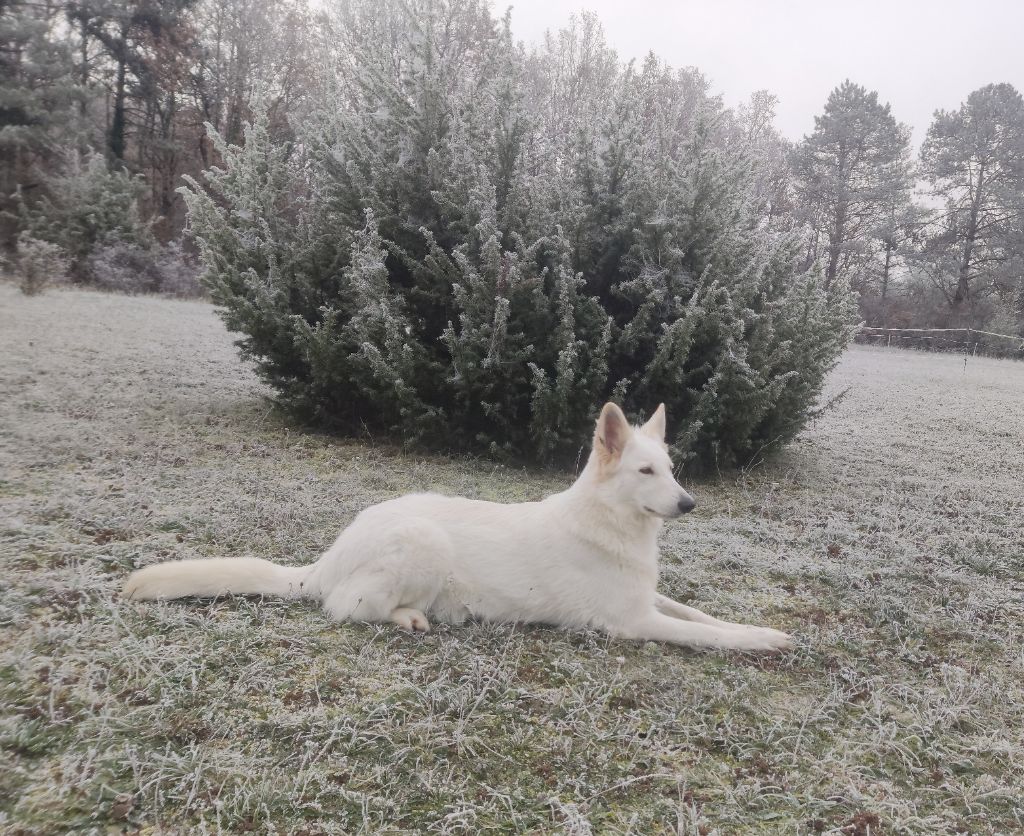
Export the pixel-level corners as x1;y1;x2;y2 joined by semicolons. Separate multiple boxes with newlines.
182;1;854;470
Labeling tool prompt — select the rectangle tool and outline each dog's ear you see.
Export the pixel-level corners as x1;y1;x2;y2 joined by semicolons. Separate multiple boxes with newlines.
594;402;631;464
639;403;666;442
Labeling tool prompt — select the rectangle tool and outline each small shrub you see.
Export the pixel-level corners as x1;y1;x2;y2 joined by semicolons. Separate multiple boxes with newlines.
86;240;203;297
153;242;204;298
21;152;152;279
16;234;69;296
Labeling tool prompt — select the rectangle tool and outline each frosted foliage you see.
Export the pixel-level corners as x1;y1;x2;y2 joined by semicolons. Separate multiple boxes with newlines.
86;240;202;297
181;0;854;467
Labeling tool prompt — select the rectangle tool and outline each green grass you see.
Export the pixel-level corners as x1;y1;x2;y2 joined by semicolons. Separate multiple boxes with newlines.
2;283;1023;834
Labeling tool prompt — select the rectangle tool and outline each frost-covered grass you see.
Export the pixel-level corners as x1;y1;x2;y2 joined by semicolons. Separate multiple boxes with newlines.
2;283;1023;834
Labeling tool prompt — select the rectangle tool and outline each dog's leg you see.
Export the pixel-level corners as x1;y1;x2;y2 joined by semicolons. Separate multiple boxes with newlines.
623;610;792;652
655;594;750;631
319;518;450;630
322;575;397;624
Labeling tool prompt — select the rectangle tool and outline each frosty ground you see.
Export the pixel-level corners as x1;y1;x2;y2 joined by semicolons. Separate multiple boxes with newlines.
1;284;1022;835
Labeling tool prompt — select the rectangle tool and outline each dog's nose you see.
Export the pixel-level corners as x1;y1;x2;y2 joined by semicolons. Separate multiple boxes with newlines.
677;495;696;515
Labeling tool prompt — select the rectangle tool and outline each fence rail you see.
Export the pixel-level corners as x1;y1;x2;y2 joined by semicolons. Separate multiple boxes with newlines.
854;326;1024;360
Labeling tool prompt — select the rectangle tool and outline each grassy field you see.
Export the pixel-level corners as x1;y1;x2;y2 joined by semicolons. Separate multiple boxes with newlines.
2;283;1023;835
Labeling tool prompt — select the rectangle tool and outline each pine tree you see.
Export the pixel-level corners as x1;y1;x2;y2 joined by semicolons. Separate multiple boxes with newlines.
0;0;83;246
791;81;913;297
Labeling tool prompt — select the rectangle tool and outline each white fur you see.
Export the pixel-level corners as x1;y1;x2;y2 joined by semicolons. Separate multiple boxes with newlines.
123;403;793;652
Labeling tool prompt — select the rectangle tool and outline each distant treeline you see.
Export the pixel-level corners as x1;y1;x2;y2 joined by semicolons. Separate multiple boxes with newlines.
1;0;1022;333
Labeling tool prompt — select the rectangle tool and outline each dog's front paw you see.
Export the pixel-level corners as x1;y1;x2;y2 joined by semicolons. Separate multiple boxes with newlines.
727;626;793;653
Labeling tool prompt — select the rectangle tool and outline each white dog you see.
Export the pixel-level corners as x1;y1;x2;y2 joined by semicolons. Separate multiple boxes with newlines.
124;403;793;652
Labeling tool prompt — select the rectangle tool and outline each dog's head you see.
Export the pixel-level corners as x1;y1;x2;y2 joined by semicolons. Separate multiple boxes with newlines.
591;402;696;519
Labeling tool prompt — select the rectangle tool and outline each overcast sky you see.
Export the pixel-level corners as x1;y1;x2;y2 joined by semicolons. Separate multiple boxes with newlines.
506;0;1024;148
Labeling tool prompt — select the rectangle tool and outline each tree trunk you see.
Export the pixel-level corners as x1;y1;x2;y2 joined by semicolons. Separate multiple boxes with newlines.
156;93;178;240
109;51;128;162
825;145;849;289
953;163;985;310
826;200;846;288
79;19;89;119
880;240;892;327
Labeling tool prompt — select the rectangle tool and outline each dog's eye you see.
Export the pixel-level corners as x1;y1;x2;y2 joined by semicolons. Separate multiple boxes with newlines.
639;466;654;475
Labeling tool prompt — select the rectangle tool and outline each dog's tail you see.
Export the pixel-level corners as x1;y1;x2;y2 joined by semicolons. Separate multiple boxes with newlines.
122;557;311;602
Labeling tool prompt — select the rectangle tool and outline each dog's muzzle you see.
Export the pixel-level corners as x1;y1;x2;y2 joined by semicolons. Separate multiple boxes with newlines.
676;494;696;515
